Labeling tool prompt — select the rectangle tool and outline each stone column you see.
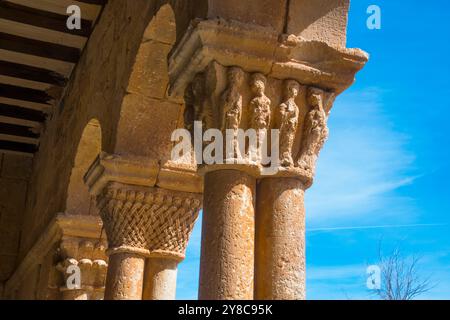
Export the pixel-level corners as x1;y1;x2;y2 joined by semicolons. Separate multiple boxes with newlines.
84;153;202;300
94;183;149;300
254;87;337;300
199;170;256;300
168;18;367;300
255;178;306;299
178;63;259;299
141;191;202;300
143;257;178;300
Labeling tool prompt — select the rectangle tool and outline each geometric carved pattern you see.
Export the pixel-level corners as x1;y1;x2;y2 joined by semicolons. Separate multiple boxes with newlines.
96;182;201;260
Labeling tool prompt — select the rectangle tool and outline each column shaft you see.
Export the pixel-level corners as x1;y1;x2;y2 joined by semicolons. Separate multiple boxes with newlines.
199;170;256;300
142;258;178;300
105;252;145;300
255;178;306;300
61;290;89;300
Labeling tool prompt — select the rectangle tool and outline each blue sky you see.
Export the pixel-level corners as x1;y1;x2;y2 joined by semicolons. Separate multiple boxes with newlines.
176;0;450;300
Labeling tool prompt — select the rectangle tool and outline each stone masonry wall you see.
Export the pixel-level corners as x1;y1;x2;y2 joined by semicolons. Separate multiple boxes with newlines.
0;154;31;281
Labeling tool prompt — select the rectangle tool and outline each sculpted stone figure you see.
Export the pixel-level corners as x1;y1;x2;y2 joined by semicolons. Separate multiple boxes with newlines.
220;66;245;158
277;80;300;167
249;73;271;162
184;73;205;134
297;87;329;172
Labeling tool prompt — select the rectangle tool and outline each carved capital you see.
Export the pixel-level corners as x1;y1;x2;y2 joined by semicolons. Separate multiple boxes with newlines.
56;238;108;300
96;183;201;261
171;19;366;186
181;61;337;186
4;213;107;300
84;154;202;260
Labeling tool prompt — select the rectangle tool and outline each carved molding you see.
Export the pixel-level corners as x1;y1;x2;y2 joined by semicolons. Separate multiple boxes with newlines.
85;152;203;195
168;19;368;100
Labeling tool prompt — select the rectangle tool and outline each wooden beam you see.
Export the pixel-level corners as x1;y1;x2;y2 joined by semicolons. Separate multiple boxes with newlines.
0;133;39;145
0;61;67;86
0;115;41;128
0;32;81;63
0;97;52;113
0;140;37;154
0;19;87;49
0;1;93;37
0;83;53;104
0;122;39;139
0;75;52;92
0;103;47;122
0;49;74;76
7;0;103;22
0;148;34;157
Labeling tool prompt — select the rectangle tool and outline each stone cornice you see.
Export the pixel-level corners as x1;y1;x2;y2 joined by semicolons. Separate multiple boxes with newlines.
168;18;368;100
84;152;203;195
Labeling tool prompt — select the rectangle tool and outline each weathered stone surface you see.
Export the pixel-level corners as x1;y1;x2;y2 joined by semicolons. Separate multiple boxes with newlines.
255;178;306;300
66;120;102;216
3;213;107;299
199;170;255;300
114;95;182;161
208;0;287;32
105;252;145;300
143;258;178;300
127;41;172;99
287;0;350;48
0;155;32;180
0;177;27;281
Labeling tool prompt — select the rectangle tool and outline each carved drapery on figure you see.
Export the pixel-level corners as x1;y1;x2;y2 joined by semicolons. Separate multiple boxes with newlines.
220;67;244;159
297;88;332;173
277;80;301;167
169;19;367;185
249;73;271;162
182;62;335;185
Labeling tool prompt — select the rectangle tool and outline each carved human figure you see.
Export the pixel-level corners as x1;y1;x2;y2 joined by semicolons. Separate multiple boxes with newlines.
184;74;204;133
297;87;329;172
220;67;244;158
249;73;271;162
277;80;300;167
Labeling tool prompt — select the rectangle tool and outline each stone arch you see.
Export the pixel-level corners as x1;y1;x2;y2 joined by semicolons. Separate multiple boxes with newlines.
112;4;180;161
111;2;206;163
65;118;102;216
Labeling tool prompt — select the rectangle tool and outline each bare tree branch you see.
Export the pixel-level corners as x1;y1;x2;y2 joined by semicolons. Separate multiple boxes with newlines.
371;242;435;300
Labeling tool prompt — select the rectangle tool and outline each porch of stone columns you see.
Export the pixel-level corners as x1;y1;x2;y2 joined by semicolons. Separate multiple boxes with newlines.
168;17;368;300
84;152;202;300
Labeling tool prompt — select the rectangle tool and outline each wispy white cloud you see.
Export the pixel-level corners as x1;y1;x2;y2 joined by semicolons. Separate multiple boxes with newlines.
308;264;365;281
306;87;418;225
307;264;371;300
307;223;446;233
